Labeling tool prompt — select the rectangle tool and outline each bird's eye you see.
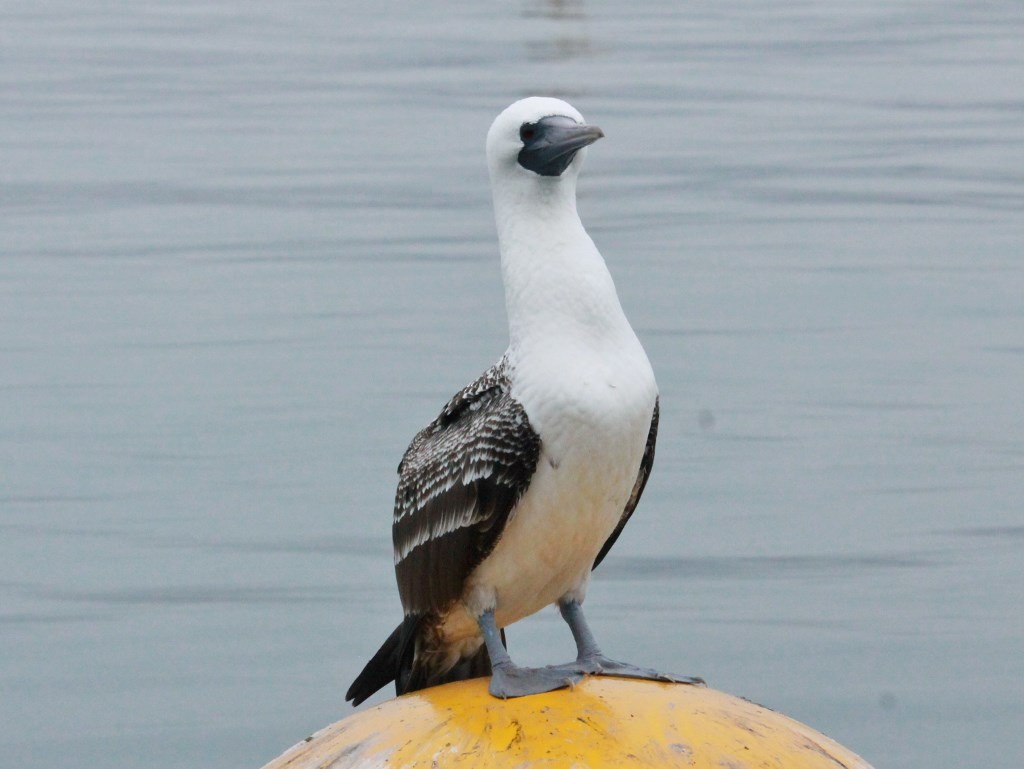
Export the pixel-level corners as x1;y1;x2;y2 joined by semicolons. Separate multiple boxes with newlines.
519;124;536;142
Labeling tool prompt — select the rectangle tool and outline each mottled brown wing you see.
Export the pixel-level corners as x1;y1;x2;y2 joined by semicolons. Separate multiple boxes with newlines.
392;361;540;616
592;397;659;570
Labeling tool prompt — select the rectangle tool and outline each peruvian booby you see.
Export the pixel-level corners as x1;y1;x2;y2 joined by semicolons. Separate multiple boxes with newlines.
346;97;701;704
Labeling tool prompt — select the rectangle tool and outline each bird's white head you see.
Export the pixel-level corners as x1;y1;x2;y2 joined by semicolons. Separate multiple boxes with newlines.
485;97;604;192
485;98;618;351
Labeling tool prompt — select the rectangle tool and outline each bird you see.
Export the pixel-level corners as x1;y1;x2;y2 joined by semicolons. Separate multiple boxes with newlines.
346;96;701;705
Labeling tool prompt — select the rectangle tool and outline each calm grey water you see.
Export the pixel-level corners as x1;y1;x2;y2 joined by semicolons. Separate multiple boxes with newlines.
2;2;1023;767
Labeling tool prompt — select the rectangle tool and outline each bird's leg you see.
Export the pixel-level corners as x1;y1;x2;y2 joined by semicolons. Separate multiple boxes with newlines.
478;610;583;698
559;598;603;660
557;599;705;685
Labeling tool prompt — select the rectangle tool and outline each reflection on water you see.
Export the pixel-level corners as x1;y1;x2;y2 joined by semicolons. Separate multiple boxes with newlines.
2;2;1023;769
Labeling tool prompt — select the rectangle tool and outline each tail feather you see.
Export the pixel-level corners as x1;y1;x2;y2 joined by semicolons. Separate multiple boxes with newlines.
346;616;506;706
345;615;418;706
401;636;493;695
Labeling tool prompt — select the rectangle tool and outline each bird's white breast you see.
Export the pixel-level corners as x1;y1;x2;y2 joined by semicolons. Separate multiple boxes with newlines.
462;328;657;629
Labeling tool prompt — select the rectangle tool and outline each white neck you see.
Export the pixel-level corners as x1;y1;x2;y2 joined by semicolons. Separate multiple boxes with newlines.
492;176;632;353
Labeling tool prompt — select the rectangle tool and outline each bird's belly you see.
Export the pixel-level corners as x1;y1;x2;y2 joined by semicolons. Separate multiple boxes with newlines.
461;391;654;629
470;472;621;625
438;340;658;643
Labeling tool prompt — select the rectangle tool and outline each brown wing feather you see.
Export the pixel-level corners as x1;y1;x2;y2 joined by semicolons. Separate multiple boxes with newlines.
392;359;540;616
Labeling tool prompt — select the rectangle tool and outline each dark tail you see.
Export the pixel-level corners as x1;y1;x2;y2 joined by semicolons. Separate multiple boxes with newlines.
345;615;417;706
345;614;503;706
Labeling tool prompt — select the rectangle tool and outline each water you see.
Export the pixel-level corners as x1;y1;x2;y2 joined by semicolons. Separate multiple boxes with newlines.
2;2;1023;767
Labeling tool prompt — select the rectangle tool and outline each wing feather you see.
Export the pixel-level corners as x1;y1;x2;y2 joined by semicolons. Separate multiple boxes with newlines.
393;358;540;616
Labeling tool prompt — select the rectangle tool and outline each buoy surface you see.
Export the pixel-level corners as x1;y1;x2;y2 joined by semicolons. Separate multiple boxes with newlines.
262;677;874;769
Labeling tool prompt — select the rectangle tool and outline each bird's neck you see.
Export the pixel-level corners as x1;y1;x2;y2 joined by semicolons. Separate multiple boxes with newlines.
493;182;632;354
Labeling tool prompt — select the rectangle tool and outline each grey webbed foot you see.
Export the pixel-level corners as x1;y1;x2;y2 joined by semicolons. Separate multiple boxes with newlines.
488;661;583;699
557;599;705;687
576;653;705;686
478;609;583;698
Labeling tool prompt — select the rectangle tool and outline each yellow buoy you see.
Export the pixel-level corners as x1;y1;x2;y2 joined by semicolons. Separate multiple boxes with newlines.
261;677;875;768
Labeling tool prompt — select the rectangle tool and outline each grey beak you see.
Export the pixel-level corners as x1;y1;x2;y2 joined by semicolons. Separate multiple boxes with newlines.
518;116;605;177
